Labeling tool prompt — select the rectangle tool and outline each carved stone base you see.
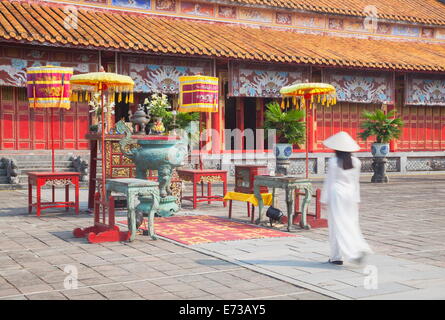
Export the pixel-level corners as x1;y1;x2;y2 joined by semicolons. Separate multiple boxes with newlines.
371;157;389;183
136;195;179;218
276;159;290;176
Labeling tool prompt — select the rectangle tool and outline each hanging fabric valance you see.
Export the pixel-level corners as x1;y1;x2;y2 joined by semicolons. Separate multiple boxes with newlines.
322;70;395;104
121;55;213;94
228;62;310;98
405;74;445;106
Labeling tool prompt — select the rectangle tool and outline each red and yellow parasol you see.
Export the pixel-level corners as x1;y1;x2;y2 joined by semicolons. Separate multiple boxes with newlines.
70;70;134;243
280;82;337;178
70;71;134;200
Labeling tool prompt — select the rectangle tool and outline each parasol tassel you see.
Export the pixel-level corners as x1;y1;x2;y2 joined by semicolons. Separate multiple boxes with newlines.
59;74;65;109
32;79;36;109
281;99;285;109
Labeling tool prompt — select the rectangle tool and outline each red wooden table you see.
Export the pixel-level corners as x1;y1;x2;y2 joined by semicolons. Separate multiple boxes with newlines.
27;172;80;217
177;169;227;209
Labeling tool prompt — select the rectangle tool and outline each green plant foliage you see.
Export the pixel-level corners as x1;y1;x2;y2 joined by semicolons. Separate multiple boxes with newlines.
358;109;404;143
263;101;306;145
163;111;200;132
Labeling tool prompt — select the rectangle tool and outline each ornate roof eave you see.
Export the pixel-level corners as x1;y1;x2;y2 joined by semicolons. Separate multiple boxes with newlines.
206;0;445;27
2;38;445;75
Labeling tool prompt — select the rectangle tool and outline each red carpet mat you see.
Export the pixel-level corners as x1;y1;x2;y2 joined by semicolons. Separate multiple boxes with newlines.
117;215;297;245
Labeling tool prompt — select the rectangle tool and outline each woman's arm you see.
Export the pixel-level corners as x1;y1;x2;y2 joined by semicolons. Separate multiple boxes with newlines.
320;158;336;204
353;158;361;203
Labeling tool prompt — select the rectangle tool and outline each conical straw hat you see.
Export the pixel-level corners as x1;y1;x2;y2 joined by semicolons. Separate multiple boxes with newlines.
323;131;360;152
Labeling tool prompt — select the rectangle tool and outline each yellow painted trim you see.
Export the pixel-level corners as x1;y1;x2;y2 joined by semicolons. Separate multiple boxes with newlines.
181;89;218;93
27;70;73;74
27;81;69;84
179;76;218;82
180;102;218;106
29;98;71;101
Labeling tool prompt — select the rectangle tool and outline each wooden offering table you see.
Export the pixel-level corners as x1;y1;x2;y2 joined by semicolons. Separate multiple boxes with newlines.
27;171;80;217
177;169;228;209
254;175;313;231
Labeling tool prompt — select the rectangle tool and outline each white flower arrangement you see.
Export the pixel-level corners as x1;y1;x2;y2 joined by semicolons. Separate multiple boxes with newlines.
144;92;171;118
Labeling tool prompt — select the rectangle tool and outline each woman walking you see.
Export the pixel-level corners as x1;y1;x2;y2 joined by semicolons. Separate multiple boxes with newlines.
321;131;372;265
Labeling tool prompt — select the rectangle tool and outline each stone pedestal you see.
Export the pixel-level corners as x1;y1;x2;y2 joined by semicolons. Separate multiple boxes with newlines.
276;159;290;176
136;194;179;218
371;157;389;183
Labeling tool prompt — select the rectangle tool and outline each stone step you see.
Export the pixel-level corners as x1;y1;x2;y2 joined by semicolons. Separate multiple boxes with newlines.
0;158;84;167
0;181;89;190
19;163;72;171
0;184;24;190
17;160;74;167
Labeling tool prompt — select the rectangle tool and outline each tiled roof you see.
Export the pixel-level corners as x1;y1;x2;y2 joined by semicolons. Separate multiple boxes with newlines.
1;1;445;72
226;0;445;26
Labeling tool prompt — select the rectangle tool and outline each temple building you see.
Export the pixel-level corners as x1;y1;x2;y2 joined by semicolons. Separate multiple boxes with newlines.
0;0;445;175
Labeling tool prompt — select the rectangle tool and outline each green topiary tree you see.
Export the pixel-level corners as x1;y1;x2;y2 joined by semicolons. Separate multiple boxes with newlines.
264;101;306;145
358;109;404;143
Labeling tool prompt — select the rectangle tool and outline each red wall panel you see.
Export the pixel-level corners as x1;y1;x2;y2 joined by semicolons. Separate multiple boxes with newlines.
397;105;445;151
1;87;90;150
315;102;379;152
2;113;14;140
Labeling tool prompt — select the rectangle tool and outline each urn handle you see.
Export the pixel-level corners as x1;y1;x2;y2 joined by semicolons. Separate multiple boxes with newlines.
166;142;188;166
116;120;137;159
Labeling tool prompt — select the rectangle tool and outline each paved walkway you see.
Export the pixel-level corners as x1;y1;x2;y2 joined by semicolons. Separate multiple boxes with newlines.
0;188;328;300
1;174;445;299
180;174;445;299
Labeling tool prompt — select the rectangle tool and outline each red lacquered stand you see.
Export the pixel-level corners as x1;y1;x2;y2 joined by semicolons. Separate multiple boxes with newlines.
291;188;328;228
177;169;227;209
27;172;80;216
73;192;130;243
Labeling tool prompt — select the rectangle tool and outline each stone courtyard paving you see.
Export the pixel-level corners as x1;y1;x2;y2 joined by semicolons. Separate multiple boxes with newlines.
180;174;445;299
0;187;328;300
1;174;445;300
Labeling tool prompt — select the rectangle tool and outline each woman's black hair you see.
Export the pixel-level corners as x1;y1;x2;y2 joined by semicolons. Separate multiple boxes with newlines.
335;150;353;170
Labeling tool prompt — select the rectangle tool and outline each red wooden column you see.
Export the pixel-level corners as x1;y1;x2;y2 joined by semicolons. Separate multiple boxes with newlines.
256;98;264;151
211;103;221;154
236;98;244;150
387;104;398;152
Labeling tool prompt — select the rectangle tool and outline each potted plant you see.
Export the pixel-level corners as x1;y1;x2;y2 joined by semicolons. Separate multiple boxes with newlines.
358;109;404;157
163;111;199;133
264;101;306;160
358;108;404;183
144;93;171;135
